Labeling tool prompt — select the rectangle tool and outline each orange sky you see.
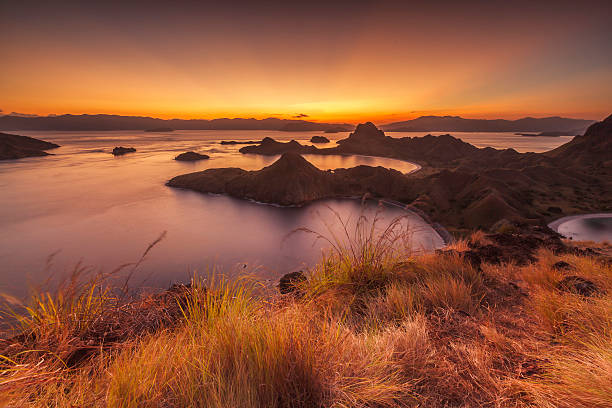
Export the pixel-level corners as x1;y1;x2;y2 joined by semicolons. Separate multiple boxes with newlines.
1;1;611;123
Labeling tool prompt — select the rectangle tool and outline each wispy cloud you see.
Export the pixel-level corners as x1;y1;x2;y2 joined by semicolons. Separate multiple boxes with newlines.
292;113;309;119
8;112;40;117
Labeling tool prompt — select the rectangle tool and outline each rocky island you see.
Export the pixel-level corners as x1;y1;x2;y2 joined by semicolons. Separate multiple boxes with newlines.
174;151;210;161
169;116;612;233
0;132;59;160
515;131;569;137
310;135;330;143
112;146;136;156
167;152;413;206
239;137;319;155
219;140;262;145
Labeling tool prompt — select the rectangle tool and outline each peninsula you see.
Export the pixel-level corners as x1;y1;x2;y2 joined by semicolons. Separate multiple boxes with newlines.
0;132;59;160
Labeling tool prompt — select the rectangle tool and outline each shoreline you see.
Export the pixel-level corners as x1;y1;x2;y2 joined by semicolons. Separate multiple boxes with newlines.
548;213;612;234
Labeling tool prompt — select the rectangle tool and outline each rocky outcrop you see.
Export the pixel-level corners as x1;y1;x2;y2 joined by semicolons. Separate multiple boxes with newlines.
112;147;136;156
438;223;605;268
310;136;330;143
239;137;319;155
174;151;209;161
0;132;59;160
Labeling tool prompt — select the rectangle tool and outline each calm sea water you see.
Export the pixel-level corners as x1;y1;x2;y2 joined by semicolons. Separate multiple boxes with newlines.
0;130;575;297
553;215;612;243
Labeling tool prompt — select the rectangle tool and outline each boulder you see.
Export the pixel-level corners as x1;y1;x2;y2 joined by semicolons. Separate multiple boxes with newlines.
279;271;306;294
556;276;600;297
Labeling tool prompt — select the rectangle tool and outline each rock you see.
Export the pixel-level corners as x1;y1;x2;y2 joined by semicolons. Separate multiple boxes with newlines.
310;135;330;143
220;140;261;145
279;271;306;294
175;151;210;161
0;132;60;160
556;276;600;297
112;146;136;156
552;261;574;271
145;127;173;132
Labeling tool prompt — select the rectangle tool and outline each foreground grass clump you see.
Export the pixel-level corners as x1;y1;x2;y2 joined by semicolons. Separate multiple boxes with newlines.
1;211;611;407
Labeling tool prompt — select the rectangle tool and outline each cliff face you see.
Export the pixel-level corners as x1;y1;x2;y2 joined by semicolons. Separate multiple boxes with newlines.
0;132;59;160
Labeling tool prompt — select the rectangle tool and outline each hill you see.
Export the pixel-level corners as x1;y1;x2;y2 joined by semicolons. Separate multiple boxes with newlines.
0;114;351;132
382;115;595;133
174;117;612;231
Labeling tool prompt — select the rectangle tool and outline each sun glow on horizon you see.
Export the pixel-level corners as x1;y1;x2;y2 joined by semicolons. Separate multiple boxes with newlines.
1;1;610;123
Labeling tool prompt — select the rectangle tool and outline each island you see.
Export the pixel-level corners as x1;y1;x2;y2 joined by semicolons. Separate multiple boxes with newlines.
382;115;594;133
112;146;136;156
515;131;571;137
169;116;612;233
0;132;59;160
145;127;174;132
174;151;210;161
324;126;350;133
167;152;410;206
310;135;330;143
219;140;262;145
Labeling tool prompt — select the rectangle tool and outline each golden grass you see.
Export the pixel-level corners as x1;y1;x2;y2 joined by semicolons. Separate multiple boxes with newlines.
1;212;611;407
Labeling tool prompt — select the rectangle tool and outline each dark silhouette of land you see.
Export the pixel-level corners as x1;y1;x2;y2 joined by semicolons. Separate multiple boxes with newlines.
382;115;594;134
0;114;351;132
169;116;612;232
112;146;136;156
310;136;330;143
174;152;209;161
145;127;174;132
0;132;59;160
219;140;262;145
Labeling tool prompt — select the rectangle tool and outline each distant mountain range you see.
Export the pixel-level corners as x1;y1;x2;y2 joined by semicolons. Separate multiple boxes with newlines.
0;113;597;134
0;114;352;132
381;115;595;134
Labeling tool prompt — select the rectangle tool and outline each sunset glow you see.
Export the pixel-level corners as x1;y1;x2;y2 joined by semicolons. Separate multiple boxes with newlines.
2;1;611;122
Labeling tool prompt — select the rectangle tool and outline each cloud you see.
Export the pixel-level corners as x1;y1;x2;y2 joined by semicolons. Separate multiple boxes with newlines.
8;112;40;117
292;113;309;119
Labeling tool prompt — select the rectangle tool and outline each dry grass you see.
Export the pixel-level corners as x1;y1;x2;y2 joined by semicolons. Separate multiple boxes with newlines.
1;210;611;407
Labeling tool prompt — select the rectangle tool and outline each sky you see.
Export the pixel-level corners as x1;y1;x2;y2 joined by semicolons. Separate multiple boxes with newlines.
1;0;611;123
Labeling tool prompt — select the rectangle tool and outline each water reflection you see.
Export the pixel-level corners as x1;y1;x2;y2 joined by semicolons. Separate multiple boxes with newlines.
554;215;612;243
0;130;438;297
